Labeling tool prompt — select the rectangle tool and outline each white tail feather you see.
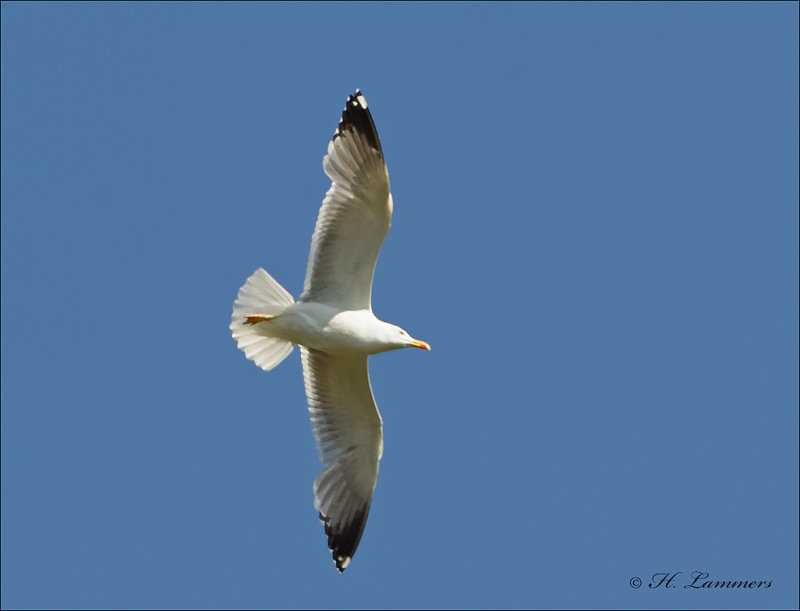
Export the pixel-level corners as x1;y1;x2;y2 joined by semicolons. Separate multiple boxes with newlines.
230;268;295;371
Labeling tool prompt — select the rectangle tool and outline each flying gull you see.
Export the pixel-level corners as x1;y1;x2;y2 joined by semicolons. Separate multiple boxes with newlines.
230;89;430;572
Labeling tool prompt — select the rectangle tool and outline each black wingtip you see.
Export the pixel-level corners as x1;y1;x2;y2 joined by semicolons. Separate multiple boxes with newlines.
332;89;383;155
319;505;370;573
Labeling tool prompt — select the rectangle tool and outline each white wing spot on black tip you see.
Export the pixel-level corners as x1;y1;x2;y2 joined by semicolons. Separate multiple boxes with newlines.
319;503;371;573
329;90;383;155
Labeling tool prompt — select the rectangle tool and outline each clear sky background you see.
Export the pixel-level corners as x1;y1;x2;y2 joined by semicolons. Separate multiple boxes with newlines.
2;3;798;610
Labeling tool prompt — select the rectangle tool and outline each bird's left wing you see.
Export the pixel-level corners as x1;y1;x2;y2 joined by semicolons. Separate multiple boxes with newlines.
300;348;384;572
300;90;392;311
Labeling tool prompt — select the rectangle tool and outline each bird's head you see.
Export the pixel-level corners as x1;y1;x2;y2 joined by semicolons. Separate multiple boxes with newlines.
381;323;431;352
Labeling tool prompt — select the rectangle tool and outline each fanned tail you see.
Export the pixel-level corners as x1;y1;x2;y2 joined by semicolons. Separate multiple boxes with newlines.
230;268;295;371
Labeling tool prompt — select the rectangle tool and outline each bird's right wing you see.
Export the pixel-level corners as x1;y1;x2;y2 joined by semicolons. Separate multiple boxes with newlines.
300;90;392;311
300;348;384;572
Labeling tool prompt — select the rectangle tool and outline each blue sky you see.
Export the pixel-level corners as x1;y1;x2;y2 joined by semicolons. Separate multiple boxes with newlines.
2;2;798;609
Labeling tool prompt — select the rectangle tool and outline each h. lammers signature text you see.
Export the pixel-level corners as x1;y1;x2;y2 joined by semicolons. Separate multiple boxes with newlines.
649;571;773;589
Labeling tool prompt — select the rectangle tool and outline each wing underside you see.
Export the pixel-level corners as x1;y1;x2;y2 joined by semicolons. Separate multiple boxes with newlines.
300;347;383;572
301;91;393;311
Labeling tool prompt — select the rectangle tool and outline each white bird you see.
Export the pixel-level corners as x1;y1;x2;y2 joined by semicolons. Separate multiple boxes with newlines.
230;90;430;573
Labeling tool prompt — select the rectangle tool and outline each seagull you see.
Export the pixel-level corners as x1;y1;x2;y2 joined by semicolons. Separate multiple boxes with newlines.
230;89;430;573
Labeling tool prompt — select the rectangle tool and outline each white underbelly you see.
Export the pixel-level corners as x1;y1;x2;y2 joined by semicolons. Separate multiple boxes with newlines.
267;303;379;354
